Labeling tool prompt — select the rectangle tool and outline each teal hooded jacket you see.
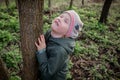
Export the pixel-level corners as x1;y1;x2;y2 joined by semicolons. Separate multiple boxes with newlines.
36;30;75;80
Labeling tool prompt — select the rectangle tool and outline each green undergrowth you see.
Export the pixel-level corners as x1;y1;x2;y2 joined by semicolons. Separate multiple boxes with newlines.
0;1;120;80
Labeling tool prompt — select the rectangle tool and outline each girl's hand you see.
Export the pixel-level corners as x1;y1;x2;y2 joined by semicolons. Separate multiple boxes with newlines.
35;35;46;51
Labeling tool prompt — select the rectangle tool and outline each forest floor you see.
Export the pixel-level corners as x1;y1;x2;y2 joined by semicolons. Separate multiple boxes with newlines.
46;1;120;80
0;0;120;80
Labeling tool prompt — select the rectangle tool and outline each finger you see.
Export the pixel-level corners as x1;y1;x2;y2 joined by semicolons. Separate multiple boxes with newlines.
43;35;45;41
40;35;42;38
38;37;41;44
39;35;42;41
35;42;39;47
41;35;45;42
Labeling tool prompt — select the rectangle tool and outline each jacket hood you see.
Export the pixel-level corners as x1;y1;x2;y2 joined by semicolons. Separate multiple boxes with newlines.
49;36;75;54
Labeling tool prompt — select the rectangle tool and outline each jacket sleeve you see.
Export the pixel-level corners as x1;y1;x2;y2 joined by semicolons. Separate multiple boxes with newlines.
36;46;67;79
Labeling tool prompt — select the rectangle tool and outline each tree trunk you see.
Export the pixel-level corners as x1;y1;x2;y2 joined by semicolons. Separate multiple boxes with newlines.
69;0;73;9
15;0;18;9
48;0;51;22
99;0;113;23
17;0;44;80
5;0;9;8
0;57;9;80
82;0;84;6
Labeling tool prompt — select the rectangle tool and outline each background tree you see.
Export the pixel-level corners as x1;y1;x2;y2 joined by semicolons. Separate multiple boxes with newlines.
48;0;51;22
15;0;18;9
5;0;9;9
69;0;73;9
82;0;84;6
99;0;113;23
0;57;9;80
17;0;44;80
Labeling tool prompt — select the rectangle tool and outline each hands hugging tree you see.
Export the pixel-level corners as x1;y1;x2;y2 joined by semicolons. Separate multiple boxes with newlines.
35;35;46;51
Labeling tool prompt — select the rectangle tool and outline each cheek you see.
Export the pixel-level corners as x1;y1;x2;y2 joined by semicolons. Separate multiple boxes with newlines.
60;25;69;34
63;23;69;31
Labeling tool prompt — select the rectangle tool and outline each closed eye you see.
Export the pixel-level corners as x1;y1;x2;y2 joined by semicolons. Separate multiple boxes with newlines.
64;19;68;24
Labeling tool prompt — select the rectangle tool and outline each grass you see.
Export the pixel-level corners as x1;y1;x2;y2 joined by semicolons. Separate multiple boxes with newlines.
0;0;120;80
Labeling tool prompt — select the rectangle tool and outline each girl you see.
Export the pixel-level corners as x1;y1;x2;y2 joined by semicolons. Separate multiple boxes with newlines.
35;10;83;80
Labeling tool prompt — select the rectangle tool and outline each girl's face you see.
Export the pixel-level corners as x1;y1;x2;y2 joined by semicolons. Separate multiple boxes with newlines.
51;13;71;37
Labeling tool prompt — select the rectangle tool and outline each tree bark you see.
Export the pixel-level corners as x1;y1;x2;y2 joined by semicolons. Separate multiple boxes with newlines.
69;0;73;9
17;0;44;80
0;57;9;80
99;0;113;23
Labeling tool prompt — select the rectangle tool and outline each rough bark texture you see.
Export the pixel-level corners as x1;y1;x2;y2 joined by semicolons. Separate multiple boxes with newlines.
0;57;9;80
99;0;113;23
17;0;44;80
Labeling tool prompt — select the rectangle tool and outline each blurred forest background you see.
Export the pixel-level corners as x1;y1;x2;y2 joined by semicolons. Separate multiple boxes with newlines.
0;0;120;80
